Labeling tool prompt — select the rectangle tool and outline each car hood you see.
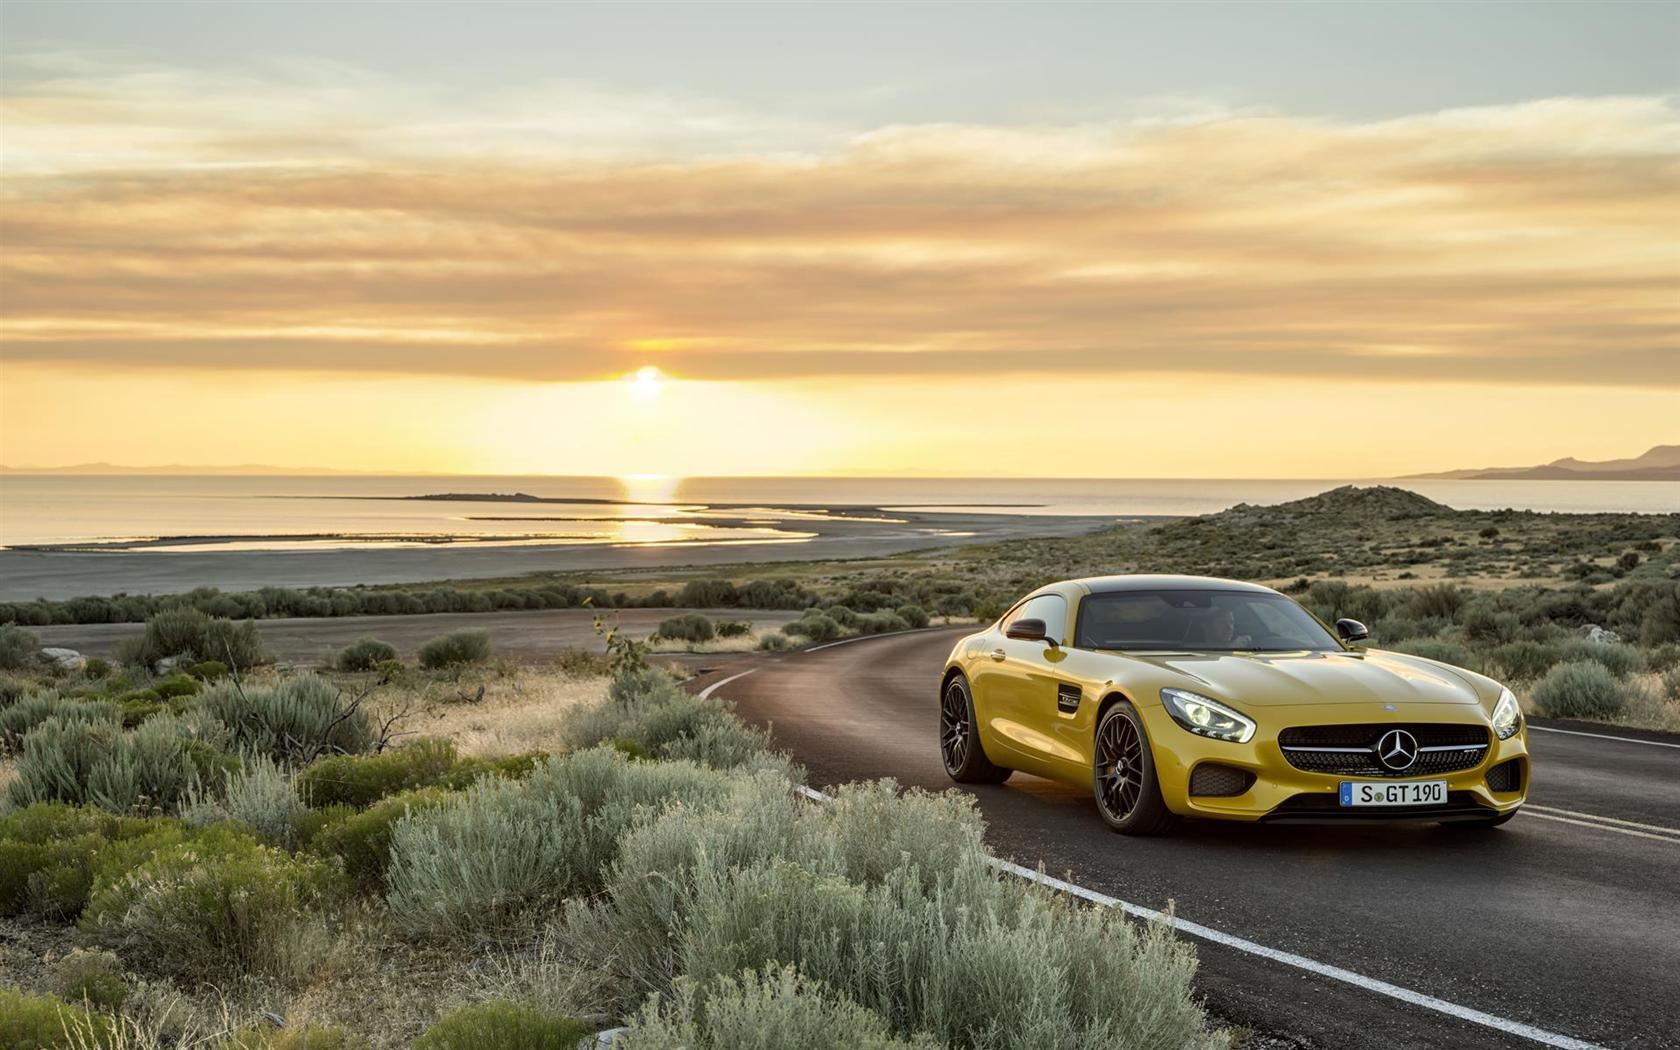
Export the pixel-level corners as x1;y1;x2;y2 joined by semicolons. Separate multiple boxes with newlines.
1105;648;1484;708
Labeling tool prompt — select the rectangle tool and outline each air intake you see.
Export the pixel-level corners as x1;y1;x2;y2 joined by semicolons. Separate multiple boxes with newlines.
1190;763;1256;797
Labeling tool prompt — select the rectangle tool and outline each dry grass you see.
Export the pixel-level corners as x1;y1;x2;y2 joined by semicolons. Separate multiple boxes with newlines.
389;668;609;758
644;633;767;654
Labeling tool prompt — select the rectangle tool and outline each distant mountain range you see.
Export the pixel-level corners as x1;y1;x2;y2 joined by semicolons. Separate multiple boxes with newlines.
1406;445;1680;481
0;462;393;476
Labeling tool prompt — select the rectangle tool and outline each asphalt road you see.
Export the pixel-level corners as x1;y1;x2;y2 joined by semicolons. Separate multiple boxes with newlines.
689;626;1680;1050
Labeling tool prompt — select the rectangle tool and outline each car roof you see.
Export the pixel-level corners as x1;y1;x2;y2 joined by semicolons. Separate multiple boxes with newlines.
1068;574;1282;596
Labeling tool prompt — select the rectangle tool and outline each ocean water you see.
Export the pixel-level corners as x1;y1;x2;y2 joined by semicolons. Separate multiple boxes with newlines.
0;474;1674;550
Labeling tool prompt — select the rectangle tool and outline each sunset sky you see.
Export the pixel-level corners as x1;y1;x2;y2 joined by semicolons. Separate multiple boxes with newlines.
1;1;1676;478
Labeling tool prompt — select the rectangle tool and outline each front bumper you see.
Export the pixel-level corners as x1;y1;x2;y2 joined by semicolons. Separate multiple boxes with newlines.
1140;702;1530;822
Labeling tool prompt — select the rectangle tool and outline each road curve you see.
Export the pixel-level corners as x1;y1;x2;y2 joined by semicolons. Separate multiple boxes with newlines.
689;627;1680;1050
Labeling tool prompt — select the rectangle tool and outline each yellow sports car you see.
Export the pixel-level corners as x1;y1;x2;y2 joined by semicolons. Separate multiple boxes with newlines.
939;575;1528;834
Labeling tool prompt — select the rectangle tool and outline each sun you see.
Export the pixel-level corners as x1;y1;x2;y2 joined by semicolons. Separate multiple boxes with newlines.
626;365;664;403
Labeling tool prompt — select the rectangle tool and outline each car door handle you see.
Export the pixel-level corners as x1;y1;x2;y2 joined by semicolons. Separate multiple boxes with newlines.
990;648;1007;661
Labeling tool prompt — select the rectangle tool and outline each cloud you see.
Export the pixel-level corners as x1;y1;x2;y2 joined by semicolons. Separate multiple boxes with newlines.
2;53;1676;388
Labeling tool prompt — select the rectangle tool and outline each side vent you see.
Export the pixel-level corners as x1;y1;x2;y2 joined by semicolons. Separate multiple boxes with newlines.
1190;763;1256;797
1056;683;1081;714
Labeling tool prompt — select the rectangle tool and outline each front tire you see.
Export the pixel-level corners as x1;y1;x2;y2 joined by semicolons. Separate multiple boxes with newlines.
940;673;1011;784
1093;701;1177;835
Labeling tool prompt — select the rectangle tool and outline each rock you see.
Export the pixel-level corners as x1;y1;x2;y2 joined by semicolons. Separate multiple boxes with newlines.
1580;624;1622;645
39;647;85;671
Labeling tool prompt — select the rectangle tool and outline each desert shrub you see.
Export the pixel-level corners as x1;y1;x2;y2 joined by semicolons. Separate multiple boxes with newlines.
412;1001;590;1050
227;1025;373;1050
388;749;735;940
1557;638;1645;679
418;630;491;670
1638;585;1680;646
187;660;228;681
563;669;778;773
859;610;909;634
1647;644;1680;674
894;604;931;629
8;712;234;815
49;949;128;1011
197;618;269;671
1661;667;1680;702
1487;641;1562;683
0;623;41;670
757;633;792;651
183;755;308;849
0;674;30;706
308;788;456;895
620;967;935;1050
116;609;270;672
1531;661;1630;720
581;780;1217;1050
440;750;546;789
714;619;752;638
83;658;112;680
152;674;201;700
334;637;398;673
1404;583;1470;621
784;613;842;643
1;693;119;751
0;989;115;1050
299;737;458;808
81;823;343;985
0;804;175;919
1389;639;1475;670
552;647;611;677
656;614;715;643
197;674;376;762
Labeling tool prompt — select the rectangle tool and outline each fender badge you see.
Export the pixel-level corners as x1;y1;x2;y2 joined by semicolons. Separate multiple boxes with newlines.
1383;703;1397;712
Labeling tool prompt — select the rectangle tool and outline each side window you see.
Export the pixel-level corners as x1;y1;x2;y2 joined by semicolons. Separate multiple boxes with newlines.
1005;594;1068;642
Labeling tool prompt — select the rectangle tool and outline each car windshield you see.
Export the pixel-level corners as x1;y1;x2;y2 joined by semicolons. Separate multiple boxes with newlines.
1075;590;1342;653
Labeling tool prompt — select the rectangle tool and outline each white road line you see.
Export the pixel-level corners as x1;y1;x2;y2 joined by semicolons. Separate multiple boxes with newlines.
1526;804;1680;837
1523;811;1680;844
697;668;757;701
1530;725;1680;749
793;783;1606;1050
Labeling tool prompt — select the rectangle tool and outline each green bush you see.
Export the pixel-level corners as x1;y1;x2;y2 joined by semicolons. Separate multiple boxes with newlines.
81;824;343;985
308;788;455;895
0;804;175;919
714;619;752;638
859;610;909;634
83;658;112;680
757;633;792;651
783;613;842;643
418;630;491;670
116;608;269;672
1531;661;1630;720
656;613;715;643
0;989;115;1050
197;674;376;762
187;660;229;681
49;949;128;1011
299;738;459;809
152;674;201;700
1390;638;1476;670
439;750;545;789
0;623;41;671
1;674;30;706
620;967;935;1050
1487;640;1562;683
335;637;399;673
412;1001;590;1050
894;604;931;629
552;647;611;677
1557;638;1645;678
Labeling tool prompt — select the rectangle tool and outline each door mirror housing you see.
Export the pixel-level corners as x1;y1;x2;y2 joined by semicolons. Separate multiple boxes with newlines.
1335;618;1369;644
1005;618;1058;648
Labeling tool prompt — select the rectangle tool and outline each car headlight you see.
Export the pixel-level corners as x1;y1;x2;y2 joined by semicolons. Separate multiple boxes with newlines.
1161;688;1256;744
1491;686;1522;740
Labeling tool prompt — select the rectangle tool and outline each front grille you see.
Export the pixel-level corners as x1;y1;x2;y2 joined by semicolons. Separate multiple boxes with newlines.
1264;790;1495;823
1190;763;1255;797
1485;758;1523;793
1278;723;1489;778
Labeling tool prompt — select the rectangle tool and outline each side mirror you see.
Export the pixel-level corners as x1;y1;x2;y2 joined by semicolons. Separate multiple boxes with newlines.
1005;618;1057;647
1335;618;1369;644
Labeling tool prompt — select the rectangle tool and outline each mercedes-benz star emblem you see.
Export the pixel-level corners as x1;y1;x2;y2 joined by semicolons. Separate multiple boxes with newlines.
1376;729;1419;771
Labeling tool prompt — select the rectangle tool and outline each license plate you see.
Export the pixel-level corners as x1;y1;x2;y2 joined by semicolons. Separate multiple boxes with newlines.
1339;780;1447;807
